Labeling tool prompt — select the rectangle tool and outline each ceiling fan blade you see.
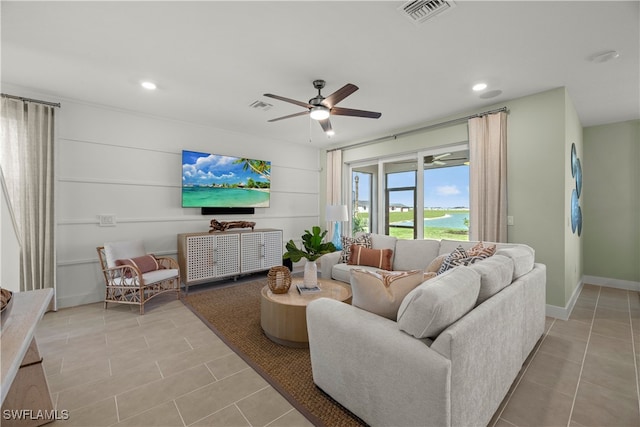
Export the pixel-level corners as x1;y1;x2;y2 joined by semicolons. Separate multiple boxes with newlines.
322;84;359;108
263;93;312;109
267;110;310;122
331;106;381;119
318;118;333;133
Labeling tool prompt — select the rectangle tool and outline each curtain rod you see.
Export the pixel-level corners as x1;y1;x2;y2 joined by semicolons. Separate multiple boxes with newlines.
327;106;507;153
1;93;61;108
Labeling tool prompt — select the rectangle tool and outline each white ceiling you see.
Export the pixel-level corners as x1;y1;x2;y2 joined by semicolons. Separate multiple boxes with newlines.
2;1;638;147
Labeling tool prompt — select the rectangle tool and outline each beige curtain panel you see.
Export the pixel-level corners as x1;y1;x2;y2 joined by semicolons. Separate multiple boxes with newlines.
1;97;56;294
469;111;508;242
325;149;343;241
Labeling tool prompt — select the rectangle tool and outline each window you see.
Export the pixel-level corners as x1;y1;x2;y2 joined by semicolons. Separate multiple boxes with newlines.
348;146;469;241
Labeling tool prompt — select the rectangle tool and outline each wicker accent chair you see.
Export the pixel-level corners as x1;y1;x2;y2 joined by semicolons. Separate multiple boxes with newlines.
97;240;180;315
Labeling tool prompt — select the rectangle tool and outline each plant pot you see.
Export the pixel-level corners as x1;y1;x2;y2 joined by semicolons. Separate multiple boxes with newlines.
303;260;318;287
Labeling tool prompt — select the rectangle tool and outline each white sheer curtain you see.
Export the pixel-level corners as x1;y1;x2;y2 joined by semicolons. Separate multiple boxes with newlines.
325;149;342;240
1;97;56;295
468;111;508;242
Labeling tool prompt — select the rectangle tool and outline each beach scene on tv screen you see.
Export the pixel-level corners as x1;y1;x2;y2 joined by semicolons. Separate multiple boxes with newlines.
182;151;271;208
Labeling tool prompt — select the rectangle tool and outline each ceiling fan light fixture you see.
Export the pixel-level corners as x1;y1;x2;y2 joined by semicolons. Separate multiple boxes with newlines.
472;83;487;91
310;106;330;120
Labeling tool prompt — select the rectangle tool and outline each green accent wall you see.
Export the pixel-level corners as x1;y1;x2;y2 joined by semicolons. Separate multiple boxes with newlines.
322;90;640;307
583;120;640;282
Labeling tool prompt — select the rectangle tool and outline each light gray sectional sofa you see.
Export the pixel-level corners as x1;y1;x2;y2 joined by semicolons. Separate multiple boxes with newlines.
307;234;546;427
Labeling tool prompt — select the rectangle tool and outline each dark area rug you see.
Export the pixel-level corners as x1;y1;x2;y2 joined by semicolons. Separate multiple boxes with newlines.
182;279;366;427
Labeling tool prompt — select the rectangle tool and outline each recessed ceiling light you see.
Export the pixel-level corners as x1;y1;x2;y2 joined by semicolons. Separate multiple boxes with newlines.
141;81;157;90
472;83;487;92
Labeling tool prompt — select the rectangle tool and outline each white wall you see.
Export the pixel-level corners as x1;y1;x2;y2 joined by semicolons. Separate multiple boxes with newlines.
8;92;320;308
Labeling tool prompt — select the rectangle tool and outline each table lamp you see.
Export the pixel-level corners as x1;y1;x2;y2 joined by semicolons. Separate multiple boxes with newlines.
326;204;348;250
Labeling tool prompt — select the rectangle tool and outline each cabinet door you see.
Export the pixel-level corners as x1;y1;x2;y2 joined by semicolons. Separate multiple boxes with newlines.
185;235;217;283
263;230;283;269
241;232;264;273
213;233;240;277
186;233;240;283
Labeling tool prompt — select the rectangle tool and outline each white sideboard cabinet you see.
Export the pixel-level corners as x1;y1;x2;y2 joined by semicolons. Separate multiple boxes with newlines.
178;229;283;292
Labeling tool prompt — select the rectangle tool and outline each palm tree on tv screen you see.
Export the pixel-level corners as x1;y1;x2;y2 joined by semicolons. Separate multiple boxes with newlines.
234;158;271;184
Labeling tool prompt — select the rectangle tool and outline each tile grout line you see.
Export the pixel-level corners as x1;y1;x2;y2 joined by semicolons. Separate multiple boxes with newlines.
628;290;640;418
491;317;556;427
566;285;600;427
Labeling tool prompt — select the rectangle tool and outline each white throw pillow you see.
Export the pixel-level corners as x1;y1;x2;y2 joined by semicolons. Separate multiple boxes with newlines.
350;269;426;320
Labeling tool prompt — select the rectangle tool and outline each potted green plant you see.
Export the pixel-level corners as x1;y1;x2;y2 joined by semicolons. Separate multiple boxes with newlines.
283;226;336;286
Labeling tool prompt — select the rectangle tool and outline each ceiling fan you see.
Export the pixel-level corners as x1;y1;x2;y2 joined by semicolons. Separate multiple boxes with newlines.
264;80;382;135
424;153;468;167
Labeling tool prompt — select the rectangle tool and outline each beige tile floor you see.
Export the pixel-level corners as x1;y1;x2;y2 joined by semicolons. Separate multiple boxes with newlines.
34;283;639;427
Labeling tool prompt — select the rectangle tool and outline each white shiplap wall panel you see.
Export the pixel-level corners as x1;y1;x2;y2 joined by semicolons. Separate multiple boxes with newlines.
53;98;320;308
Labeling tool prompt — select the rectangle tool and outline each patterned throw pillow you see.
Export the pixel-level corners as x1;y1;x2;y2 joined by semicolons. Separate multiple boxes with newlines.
340;234;372;263
115;254;161;277
437;246;469;274
350;269;426;320
437;244;491;274
468;241;497;259
348;245;393;270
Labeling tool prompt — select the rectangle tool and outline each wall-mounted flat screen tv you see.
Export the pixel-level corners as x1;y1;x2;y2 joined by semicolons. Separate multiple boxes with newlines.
182;150;271;208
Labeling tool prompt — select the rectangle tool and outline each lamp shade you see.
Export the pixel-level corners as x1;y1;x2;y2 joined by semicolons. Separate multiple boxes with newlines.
326;204;348;222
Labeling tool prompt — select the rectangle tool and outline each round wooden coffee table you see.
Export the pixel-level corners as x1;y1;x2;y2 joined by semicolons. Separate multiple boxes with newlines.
260;278;351;348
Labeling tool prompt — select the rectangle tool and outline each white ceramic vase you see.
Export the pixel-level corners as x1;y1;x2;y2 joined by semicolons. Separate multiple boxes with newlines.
303;260;318;287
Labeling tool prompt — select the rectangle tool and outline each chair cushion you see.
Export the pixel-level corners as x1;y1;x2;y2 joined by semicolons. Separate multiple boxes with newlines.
117;269;179;286
350;269;425;320
104;240;146;269
348;245;393;270
116;254;161;277
397;266;481;339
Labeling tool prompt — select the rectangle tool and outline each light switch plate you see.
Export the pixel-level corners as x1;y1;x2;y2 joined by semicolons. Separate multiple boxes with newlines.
98;214;116;227
507;216;514;226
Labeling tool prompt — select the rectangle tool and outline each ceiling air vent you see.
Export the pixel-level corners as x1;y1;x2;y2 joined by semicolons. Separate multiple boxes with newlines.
249;100;273;111
398;0;456;24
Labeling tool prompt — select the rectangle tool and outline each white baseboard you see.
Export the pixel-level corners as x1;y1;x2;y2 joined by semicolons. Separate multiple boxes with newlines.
583;275;640;292
546;280;583;320
545;275;640;320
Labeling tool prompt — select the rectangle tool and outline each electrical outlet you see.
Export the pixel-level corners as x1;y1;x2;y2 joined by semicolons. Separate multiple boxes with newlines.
98;214;116;227
507;216;514;226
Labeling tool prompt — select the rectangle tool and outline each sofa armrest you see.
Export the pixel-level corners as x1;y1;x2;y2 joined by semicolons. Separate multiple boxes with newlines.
307;298;451;427
318;251;341;279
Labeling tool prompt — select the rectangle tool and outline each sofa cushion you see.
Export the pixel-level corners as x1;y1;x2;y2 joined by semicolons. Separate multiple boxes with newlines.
397;266;481;339
393;239;441;272
439;239;480;256
350;269;426;320
468;255;514;304
495;246;535;279
340;234;372;263
332;263;379;283
348;245;393;270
